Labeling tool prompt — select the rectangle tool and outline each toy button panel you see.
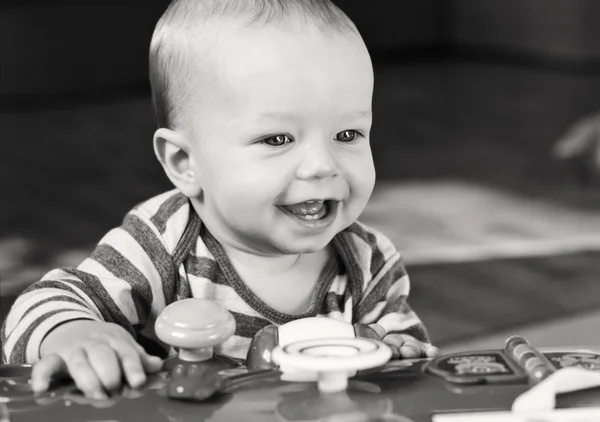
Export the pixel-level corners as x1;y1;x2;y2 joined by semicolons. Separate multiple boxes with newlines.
425;351;528;385
543;351;600;371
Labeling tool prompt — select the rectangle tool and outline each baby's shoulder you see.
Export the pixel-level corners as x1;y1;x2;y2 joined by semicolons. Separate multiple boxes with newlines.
127;189;196;252
340;221;399;262
131;189;188;219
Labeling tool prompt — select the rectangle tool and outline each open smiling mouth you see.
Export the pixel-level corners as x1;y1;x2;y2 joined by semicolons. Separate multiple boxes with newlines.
277;200;339;228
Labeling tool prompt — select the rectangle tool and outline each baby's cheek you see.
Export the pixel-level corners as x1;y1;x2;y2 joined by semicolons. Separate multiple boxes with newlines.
352;158;376;196
348;176;375;217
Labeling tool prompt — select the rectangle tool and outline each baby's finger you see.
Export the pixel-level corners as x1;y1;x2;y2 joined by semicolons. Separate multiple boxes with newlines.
85;343;123;393
398;338;424;359
382;334;405;349
137;349;163;374
110;340;148;389
131;339;163;374
425;345;441;358
63;350;107;400
129;342;163;374
31;354;66;393
382;335;406;360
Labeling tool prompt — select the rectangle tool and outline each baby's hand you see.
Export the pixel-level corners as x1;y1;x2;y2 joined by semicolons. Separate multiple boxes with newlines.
382;334;440;359
31;320;163;400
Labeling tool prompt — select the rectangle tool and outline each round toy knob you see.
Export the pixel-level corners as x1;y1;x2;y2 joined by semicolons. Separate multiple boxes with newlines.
155;299;236;362
271;338;391;393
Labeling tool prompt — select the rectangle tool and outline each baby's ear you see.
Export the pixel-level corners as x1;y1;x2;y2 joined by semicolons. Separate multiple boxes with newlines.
153;128;202;197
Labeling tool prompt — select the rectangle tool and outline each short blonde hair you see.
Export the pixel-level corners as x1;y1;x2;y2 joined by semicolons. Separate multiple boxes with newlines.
149;0;357;129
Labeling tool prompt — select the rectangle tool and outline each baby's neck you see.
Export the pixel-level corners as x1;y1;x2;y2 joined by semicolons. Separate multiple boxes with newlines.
220;243;333;315
221;245;308;275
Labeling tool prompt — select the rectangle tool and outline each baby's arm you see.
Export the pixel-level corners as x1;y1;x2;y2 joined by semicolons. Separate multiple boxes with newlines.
352;226;438;359
2;196;184;396
356;255;438;358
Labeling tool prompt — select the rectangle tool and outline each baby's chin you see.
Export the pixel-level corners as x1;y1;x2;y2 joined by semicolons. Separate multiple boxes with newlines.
268;231;340;255
276;243;329;255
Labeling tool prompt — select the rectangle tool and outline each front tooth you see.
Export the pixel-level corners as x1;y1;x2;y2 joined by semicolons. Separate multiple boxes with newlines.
306;200;315;204
317;200;324;203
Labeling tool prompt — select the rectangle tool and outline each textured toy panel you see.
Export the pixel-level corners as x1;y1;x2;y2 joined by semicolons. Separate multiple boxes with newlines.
2;349;600;422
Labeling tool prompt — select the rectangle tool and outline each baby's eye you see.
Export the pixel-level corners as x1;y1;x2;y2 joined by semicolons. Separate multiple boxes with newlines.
335;130;362;143
260;134;292;147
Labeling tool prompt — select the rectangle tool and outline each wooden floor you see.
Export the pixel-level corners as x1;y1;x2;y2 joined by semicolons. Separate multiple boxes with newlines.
2;58;600;346
409;251;600;344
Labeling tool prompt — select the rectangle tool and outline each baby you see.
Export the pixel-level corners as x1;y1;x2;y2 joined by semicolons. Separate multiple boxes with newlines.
1;0;438;400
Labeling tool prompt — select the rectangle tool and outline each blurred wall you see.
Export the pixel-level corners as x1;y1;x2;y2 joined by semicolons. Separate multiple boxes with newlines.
448;0;600;61
0;0;168;98
342;0;439;50
2;0;600;99
1;1;437;99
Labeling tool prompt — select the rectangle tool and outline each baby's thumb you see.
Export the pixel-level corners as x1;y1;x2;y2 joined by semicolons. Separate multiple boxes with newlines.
31;354;67;393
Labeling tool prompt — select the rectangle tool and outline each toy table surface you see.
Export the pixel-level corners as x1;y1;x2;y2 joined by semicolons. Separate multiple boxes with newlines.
2;348;600;422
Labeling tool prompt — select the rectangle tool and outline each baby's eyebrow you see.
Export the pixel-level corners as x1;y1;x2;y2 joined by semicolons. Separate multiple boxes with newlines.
257;112;297;122
257;110;372;121
345;110;373;119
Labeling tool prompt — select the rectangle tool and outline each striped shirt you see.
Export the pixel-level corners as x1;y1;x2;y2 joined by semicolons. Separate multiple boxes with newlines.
2;190;430;364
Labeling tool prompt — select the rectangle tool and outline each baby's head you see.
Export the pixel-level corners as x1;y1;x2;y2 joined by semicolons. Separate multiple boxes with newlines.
150;0;375;256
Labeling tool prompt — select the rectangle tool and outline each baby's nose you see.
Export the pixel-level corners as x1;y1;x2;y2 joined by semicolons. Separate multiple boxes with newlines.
295;142;338;180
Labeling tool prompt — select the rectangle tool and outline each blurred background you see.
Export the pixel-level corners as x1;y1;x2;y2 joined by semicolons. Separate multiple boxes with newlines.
2;0;600;351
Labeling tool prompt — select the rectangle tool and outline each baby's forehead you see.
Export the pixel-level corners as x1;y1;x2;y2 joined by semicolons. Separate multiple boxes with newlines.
160;15;370;130
179;21;369;91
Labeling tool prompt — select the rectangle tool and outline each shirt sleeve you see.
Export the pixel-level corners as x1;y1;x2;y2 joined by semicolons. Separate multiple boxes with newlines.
1;207;179;364
353;232;431;345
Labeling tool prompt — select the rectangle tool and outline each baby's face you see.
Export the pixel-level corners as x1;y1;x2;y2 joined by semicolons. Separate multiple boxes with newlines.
187;22;375;255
